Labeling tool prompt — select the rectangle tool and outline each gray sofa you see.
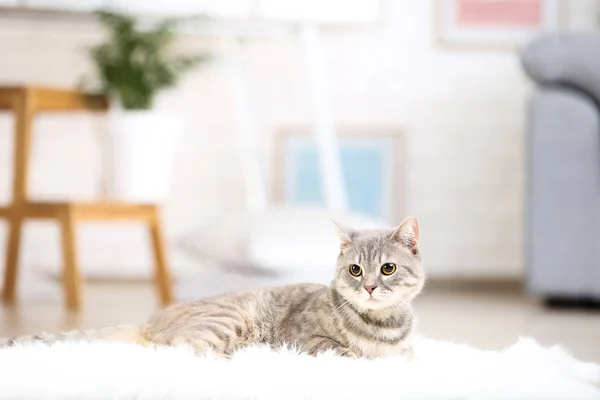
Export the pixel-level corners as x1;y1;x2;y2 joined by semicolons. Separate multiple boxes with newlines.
521;34;600;302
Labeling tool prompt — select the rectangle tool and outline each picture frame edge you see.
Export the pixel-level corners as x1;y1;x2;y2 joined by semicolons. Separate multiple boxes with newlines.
270;124;407;223
432;0;570;52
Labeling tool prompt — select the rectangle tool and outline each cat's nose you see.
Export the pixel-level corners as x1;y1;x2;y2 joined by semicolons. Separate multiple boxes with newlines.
364;285;377;295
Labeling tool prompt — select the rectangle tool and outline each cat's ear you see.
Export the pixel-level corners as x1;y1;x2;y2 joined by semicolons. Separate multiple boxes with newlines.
331;220;354;249
390;216;420;250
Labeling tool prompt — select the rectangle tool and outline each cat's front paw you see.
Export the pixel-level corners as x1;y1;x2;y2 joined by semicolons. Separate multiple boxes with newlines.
337;348;360;358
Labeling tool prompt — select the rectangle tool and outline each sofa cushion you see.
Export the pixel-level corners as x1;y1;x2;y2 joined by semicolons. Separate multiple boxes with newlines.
521;34;600;104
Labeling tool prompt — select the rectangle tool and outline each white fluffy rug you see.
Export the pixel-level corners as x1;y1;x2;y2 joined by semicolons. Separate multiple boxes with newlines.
1;336;599;399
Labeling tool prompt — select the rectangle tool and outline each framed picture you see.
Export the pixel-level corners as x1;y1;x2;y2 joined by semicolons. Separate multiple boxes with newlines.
271;126;406;224
434;0;567;50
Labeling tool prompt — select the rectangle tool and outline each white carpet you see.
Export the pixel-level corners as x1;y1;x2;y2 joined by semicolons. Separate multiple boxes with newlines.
0;336;599;399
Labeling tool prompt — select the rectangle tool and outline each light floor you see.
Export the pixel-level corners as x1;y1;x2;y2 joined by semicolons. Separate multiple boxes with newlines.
1;280;599;363
415;284;600;363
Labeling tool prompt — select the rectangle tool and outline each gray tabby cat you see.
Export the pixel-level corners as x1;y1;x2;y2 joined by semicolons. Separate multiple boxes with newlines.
1;216;425;359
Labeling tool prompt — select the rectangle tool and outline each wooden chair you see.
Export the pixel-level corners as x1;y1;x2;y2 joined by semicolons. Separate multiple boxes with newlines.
0;86;173;311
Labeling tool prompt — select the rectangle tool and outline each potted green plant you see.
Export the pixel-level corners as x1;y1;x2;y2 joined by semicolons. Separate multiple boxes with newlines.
88;10;209;202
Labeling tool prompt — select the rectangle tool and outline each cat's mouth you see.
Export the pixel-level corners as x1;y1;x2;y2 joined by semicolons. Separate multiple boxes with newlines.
362;294;391;308
359;291;402;310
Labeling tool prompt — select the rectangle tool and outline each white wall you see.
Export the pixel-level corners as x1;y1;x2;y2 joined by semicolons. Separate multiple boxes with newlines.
0;0;598;283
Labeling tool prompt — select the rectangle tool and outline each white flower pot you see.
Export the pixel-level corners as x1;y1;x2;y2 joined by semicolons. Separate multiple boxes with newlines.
105;110;182;203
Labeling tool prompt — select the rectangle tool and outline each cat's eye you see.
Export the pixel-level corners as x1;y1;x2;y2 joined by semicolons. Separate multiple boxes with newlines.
349;264;362;277
381;263;397;275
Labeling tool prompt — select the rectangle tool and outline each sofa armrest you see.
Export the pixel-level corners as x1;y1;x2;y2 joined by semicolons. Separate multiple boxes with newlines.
521;33;600;105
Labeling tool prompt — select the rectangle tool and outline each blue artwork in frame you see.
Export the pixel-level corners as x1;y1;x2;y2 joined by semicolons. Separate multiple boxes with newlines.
279;131;404;224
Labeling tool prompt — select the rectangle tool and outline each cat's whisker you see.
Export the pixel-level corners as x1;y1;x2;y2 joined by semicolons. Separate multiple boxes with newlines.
330;297;353;320
397;301;417;322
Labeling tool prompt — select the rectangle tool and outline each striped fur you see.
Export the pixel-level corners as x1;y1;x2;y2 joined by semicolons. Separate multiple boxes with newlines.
1;217;425;359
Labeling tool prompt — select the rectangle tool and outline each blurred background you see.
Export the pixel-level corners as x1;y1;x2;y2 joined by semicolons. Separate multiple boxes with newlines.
0;0;599;362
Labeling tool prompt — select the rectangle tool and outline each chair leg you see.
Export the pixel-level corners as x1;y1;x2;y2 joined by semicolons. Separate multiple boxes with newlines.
59;209;81;311
2;215;23;303
148;209;172;306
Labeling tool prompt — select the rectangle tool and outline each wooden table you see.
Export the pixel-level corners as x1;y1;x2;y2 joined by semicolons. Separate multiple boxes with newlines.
0;86;173;311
